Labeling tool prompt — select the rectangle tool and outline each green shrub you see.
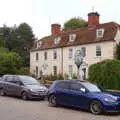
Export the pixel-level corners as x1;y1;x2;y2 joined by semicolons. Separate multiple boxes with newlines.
18;67;30;75
88;59;120;90
72;73;77;79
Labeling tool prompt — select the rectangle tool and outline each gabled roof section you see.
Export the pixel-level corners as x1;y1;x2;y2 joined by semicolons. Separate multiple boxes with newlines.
31;22;119;52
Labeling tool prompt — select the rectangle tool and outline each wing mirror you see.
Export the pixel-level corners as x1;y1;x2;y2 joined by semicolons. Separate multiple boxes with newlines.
80;88;86;93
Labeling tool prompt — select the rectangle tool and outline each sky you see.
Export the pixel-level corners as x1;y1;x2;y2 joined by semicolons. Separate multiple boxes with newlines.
0;0;120;39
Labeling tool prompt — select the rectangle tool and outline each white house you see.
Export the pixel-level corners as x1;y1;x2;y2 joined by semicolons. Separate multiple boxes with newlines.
30;12;120;79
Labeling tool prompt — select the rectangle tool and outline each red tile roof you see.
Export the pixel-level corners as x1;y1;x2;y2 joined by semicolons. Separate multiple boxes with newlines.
31;22;119;51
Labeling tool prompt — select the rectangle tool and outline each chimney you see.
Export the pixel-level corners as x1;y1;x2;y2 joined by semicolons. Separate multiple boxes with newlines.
88;12;100;26
51;24;61;35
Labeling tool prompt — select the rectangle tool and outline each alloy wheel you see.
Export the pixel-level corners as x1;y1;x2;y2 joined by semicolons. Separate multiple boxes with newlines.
0;89;5;96
90;100;102;115
22;92;28;100
49;95;57;107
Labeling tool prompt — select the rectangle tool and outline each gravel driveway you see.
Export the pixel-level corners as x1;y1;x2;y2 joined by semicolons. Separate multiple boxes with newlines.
0;96;119;120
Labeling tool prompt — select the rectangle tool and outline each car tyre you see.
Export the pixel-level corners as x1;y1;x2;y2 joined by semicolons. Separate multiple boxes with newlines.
48;94;57;107
90;100;102;115
22;92;28;100
0;89;5;96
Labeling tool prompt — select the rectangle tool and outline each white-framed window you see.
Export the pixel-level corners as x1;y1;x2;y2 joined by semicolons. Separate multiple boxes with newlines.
54;36;61;44
68;48;73;59
96;28;104;38
96;45;101;56
53;66;57;76
81;47;86;57
68;65;73;77
36;66;38;76
69;34;76;42
53;50;57;59
36;52;39;60
37;41;42;48
44;51;47;60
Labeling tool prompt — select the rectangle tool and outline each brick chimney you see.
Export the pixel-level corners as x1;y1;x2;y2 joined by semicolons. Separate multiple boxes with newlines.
88;12;100;26
51;24;61;35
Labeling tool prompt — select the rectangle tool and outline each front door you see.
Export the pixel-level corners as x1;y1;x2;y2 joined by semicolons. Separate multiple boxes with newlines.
69;82;88;108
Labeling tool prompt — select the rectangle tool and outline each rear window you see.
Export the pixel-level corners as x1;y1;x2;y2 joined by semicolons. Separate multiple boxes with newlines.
56;82;70;89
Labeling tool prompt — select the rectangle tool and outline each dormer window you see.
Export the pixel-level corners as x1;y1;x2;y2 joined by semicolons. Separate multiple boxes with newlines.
54;36;61;44
37;41;42;48
96;28;104;38
69;34;76;42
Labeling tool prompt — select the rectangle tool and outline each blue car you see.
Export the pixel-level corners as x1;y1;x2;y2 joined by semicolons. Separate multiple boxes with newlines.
48;80;120;114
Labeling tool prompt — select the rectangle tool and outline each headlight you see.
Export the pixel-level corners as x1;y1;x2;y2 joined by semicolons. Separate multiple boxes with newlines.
104;98;117;103
30;89;36;92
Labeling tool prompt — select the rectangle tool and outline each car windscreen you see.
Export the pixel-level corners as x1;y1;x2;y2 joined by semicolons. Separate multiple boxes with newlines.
19;76;39;85
81;82;101;92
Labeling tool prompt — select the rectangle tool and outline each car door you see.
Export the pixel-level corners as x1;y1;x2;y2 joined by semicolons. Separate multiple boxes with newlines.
69;82;89;108
3;76;14;95
10;76;22;96
55;81;71;105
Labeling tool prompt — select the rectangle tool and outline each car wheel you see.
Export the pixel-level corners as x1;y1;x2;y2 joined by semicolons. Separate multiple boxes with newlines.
0;89;5;96
22;92;28;100
48;94;57;107
90;100;102;115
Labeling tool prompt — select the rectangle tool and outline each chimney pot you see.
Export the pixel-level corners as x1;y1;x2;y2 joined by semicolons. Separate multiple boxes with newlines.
51;24;61;35
88;12;100;26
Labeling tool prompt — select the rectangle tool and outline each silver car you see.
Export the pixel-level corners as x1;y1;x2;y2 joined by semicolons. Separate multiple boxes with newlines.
0;75;48;100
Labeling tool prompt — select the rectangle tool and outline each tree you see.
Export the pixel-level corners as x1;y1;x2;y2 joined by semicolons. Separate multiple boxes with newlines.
0;52;22;74
16;23;35;66
63;17;88;30
0;23;35;67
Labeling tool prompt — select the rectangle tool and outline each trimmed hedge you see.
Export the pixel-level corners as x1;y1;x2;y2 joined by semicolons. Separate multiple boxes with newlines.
88;59;120;90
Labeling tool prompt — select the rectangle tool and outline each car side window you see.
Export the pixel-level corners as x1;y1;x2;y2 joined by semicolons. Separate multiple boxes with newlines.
70;83;85;92
56;82;70;90
4;76;13;82
12;76;23;85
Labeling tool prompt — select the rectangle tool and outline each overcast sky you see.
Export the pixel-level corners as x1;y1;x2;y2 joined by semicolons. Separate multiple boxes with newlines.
0;0;120;39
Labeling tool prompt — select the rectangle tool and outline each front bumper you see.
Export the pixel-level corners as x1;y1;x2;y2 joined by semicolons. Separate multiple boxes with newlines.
103;102;120;113
28;91;47;99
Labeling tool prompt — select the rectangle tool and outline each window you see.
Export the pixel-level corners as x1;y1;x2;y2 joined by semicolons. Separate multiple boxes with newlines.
81;47;86;57
54;36;61;44
53;66;57;75
96;45;101;56
96;29;104;38
37;41;42;48
70;83;84;91
56;82;70;89
36;53;39;60
68;65;73;77
44;51;47;60
69;34;76;42
82;68;86;80
36;66;38;76
3;75;13;82
53;50;57;59
68;48;73;59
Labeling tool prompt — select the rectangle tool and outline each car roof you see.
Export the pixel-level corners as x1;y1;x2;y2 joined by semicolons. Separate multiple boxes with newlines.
3;75;30;77
54;79;88;84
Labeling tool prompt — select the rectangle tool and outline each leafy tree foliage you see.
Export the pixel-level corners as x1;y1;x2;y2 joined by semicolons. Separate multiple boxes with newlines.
88;59;120;90
0;23;35;67
0;47;9;53
0;52;22;74
63;17;88;30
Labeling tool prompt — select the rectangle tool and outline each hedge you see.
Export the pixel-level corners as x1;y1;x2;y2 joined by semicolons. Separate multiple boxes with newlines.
88;59;120;90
